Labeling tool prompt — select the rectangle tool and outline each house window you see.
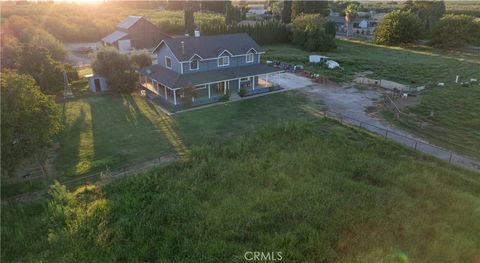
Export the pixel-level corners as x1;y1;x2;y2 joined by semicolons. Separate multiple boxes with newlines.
190;60;199;70
240;77;250;82
165;56;172;69
246;53;254;63
218;56;229;67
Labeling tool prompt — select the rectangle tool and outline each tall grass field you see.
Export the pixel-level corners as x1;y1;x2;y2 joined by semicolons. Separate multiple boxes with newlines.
2;120;480;262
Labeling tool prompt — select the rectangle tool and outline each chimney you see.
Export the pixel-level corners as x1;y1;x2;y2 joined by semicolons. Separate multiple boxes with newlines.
194;28;200;37
181;41;185;55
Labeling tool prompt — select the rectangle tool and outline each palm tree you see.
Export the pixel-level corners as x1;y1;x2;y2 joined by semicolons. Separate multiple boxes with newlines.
344;4;358;37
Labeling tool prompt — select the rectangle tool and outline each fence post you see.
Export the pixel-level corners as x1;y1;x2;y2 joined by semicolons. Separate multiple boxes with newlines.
385;129;389;139
414;141;418;150
449;152;453;163
84;179;88;217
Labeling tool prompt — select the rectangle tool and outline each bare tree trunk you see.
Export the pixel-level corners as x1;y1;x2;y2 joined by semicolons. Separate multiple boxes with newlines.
34;153;48;177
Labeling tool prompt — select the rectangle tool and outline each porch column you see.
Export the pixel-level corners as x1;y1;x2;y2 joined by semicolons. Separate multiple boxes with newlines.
224;81;227;94
238;78;241;91
252;77;255;90
156;81;159;94
165;86;167;100
208;84;211;98
173;89;177;105
266;74;268;87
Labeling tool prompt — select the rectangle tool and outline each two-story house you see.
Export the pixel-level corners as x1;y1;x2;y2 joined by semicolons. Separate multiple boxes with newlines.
138;33;282;106
102;16;169;52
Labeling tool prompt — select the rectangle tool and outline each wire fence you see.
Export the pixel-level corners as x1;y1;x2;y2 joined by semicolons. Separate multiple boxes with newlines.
4;107;480;205
321;110;480;171
2;155;177;205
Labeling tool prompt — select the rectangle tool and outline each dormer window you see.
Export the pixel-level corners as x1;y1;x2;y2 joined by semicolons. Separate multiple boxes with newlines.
246;53;254;63
165;56;172;69
218;56;229;67
190;59;199;70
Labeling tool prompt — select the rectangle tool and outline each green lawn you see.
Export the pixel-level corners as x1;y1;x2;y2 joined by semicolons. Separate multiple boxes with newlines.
4;91;322;199
3;121;479;262
55;91;321;177
264;40;480;159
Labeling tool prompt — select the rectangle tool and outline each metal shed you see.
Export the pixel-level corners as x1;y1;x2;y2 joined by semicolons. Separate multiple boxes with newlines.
86;74;109;92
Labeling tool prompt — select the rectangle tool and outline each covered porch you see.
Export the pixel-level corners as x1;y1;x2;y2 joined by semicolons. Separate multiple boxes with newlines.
138;64;283;107
139;74;180;105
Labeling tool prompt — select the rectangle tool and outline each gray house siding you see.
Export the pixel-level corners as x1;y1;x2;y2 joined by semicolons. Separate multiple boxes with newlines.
156;44;182;73
181;53;260;74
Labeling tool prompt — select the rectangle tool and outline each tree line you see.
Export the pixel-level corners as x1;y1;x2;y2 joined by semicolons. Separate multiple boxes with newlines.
373;0;480;48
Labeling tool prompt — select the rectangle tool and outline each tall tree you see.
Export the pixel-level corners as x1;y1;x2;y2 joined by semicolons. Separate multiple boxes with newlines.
291;1;304;20
431;14;479;48
374;10;422;46
184;4;195;36
91;47;135;94
344;4;358;37
16;44;67;94
402;0;445;35
282;0;292;24
1;71;61;176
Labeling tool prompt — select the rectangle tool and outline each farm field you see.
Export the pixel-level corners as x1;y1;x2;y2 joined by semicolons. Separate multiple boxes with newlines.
0;3;224;41
264;40;480;159
3;119;480;262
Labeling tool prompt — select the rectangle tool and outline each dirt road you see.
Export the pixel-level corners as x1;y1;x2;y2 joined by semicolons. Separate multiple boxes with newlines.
301;80;480;171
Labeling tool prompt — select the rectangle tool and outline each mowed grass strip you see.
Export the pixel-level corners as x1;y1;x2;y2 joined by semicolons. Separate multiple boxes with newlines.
3;121;479;262
264;40;480;158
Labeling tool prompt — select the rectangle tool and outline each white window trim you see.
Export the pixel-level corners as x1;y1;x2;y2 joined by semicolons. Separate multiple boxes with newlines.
246;53;254;63
218;56;229;67
190;59;199;70
165;56;172;69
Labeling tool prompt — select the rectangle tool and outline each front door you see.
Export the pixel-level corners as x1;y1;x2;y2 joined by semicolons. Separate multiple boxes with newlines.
218;81;229;94
94;78;101;92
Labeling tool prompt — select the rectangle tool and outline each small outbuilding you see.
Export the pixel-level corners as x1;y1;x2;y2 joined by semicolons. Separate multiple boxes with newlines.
86;74;109;93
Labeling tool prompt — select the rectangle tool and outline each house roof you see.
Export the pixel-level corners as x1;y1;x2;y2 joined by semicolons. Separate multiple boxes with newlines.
102;31;129;44
154;33;264;62
327;15;370;25
117;16;143;29
139;64;281;89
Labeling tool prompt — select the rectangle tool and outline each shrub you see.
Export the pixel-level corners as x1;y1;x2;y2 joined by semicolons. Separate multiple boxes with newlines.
219;94;230;102
238;88;247;97
430;14;479;48
325;21;337;38
374;10;423;46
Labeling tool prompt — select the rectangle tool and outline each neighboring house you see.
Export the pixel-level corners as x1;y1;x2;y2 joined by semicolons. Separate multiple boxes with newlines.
246;4;266;18
327;15;377;33
102;16;169;52
138;33;282;106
